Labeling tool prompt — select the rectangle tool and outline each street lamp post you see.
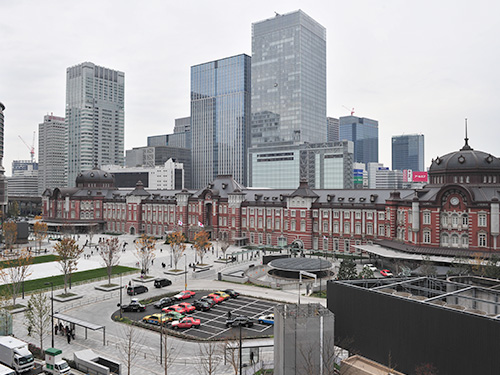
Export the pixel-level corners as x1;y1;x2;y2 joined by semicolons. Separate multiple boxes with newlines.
239;323;243;375
45;282;54;348
119;273;123;319
184;253;187;290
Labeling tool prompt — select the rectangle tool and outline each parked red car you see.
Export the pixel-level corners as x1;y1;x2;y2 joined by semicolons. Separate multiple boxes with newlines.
171;316;201;329
162;305;187;314
178;302;196;313
174;290;196;300
207;293;224;304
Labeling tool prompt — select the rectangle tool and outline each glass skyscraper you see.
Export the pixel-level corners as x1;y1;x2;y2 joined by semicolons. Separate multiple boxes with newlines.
191;54;251;189
66;62;124;186
250;10;327;147
339;116;379;164
392;134;425;171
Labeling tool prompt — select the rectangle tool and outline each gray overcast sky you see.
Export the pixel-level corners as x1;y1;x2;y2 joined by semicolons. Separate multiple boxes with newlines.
1;0;499;177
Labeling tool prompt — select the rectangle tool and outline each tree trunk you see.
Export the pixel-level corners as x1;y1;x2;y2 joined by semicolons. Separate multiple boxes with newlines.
64;273;68;294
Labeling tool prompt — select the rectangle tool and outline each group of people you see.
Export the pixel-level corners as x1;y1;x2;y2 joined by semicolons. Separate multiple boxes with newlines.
54;322;75;344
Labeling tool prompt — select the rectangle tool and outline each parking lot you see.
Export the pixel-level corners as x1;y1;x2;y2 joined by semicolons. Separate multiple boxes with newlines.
117;290;277;340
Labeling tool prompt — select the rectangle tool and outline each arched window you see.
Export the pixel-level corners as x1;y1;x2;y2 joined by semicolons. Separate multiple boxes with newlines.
441;233;449;246
478;233;487;247
423;230;431;243
462;214;468;226
461;235;468;247
451;234;459;247
441;214;448;226
451;214;459;227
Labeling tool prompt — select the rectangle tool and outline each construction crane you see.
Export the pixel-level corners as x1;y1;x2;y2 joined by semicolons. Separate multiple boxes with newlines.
18;131;35;162
342;105;355;116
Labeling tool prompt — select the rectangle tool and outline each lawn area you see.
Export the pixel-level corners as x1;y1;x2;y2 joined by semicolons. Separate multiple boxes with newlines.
0;265;138;295
0;254;59;268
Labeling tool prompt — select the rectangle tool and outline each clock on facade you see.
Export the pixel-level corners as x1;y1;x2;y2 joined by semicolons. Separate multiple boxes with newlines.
450;197;460;206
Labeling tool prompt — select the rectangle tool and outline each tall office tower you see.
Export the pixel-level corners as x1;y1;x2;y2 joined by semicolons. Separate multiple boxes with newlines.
66;62;124;186
0;102;6;212
392;134;425;171
38;114;67;194
191;54;251;189
327;117;339;142
251;10;327;147
339;115;379;164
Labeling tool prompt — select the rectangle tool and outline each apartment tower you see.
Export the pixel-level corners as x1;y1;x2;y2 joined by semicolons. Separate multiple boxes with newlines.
38;114;67;194
66;62;124;186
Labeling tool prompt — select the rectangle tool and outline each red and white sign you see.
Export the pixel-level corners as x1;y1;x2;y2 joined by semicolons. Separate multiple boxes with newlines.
412;171;428;182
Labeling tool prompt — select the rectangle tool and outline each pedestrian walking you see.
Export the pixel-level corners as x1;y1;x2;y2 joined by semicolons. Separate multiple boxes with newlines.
67;332;71;344
55;324;58;336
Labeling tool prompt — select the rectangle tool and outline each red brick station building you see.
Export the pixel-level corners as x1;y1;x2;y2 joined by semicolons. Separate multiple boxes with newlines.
43;139;500;258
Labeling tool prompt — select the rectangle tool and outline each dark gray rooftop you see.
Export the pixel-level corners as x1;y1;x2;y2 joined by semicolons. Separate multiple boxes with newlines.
268;258;332;272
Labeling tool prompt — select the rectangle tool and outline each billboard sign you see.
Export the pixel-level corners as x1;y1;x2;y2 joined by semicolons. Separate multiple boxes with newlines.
412;171;428;182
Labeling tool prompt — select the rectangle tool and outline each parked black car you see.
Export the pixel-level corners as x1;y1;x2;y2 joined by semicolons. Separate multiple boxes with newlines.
226;315;254;328
154;278;172;288
224;289;240;298
154;297;175;309
200;297;216;308
127;285;148;296
193;300;211;311
121;299;146;312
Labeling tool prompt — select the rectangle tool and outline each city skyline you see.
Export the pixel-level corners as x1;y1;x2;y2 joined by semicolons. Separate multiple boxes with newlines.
1;1;499;176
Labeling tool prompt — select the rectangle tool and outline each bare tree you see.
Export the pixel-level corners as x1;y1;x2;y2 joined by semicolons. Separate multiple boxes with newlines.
54;238;84;294
219;237;231;259
3;221;17;252
98;237;121;284
223;336;240;375
158;326;179;375
134;235;157;276
88;224;99;247
299;336;352;375
24;291;51;351
197;341;223;375
168;232;186;271
33;221;48;253
117;325;144;375
298;342;319;375
0;248;33;306
193;230;210;265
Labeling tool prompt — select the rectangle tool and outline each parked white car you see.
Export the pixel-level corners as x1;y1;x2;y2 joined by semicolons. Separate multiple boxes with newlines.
364;264;377;272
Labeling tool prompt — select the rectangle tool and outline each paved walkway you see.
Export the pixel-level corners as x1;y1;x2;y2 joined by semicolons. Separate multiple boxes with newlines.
10;233;326;374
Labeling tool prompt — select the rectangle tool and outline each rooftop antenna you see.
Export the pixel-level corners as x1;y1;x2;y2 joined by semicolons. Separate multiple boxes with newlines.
461;118;472;151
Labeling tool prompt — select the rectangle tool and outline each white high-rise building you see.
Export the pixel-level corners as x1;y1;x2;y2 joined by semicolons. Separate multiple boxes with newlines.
0;102;6;212
66;62;124;186
38;114;67;194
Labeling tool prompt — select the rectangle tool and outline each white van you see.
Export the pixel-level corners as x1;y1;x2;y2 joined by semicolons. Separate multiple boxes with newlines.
0;363;15;375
